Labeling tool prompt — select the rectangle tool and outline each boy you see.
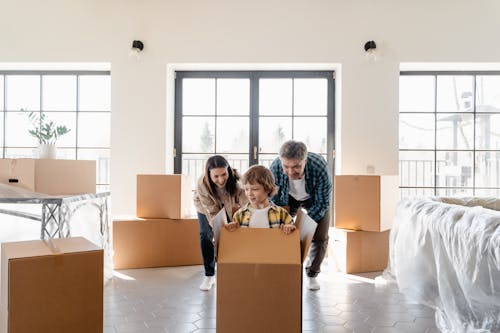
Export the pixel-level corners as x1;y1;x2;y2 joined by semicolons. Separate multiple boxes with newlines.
226;165;296;234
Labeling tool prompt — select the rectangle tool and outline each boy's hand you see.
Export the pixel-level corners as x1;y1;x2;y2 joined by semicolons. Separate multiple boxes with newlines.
225;222;240;232
280;224;296;235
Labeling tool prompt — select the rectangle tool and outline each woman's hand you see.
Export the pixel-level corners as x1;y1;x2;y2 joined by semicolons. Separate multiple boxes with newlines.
280;224;296;235
225;222;240;232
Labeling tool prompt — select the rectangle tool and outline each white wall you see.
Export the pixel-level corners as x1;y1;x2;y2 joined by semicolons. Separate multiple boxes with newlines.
2;0;500;214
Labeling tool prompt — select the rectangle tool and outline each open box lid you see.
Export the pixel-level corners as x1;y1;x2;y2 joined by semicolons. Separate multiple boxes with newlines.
216;208;317;264
294;209;318;263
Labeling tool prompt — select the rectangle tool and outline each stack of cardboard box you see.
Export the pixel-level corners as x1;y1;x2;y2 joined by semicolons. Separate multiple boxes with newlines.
112;174;202;269
332;175;399;273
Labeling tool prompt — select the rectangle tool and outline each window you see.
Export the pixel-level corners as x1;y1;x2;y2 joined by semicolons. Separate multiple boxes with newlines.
174;71;335;184
399;72;500;197
0;71;111;192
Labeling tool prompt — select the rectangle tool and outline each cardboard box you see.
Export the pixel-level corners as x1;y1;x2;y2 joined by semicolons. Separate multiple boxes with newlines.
136;174;192;219
35;159;96;195
0;159;35;191
331;228;389;273
1;237;103;333
113;217;202;269
216;211;316;333
0;158;96;195
217;228;302;333
334;175;399;232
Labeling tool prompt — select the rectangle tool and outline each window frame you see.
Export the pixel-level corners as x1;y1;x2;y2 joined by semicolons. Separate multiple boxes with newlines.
174;70;335;176
400;70;500;196
0;70;111;190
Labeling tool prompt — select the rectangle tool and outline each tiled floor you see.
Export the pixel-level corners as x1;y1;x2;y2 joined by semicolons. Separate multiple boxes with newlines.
104;260;440;333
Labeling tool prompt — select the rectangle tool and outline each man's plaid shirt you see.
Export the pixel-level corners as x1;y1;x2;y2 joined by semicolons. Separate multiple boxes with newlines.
269;152;332;222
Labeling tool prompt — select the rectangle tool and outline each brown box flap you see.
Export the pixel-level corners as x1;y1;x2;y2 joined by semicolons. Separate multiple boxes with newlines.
218;228;300;265
1;237;101;260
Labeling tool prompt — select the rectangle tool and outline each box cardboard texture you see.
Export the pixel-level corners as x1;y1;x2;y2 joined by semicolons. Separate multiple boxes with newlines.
35;159;96;195
0;159;96;195
113;217;202;269
216;213;316;333
217;228;302;333
0;159;35;191
136;174;192;219
1;237;103;333
334;175;399;232
331;228;389;273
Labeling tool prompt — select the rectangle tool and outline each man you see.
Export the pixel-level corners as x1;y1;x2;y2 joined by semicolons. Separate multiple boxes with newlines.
270;140;332;290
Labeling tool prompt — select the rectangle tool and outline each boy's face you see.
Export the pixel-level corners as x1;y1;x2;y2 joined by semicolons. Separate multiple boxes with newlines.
244;182;269;207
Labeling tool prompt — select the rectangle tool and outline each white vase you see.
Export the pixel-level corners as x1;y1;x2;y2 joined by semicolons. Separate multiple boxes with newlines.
38;144;57;159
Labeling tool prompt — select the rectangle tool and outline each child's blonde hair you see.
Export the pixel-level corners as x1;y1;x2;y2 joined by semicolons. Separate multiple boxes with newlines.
242;165;278;197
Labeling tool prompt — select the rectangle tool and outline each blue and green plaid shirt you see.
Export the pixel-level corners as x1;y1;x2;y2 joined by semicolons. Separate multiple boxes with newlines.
270;152;332;222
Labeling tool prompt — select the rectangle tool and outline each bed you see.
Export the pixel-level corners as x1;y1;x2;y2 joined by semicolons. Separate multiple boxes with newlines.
384;197;500;333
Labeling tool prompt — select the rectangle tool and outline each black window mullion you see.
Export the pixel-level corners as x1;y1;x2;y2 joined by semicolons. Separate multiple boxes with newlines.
174;74;183;173
2;75;5;158
214;78;218;155
250;73;259;166
472;75;477;196
39;74;43;142
76;75;80;160
327;73;335;173
291;78;295;139
434;74;438;196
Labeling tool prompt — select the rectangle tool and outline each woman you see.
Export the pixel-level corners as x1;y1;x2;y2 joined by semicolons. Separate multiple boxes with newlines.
193;155;247;291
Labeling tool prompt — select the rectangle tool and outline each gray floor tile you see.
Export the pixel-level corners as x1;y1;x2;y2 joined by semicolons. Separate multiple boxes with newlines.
322;327;354;333
104;261;441;333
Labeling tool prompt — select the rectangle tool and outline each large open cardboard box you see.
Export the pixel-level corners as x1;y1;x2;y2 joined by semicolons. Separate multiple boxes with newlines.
113;217;202;269
136;174;192;219
334;175;399;232
331;228;389;273
216;211;316;333
1;237;103;333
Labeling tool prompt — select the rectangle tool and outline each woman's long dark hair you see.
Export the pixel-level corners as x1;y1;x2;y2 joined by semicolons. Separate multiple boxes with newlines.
203;155;240;199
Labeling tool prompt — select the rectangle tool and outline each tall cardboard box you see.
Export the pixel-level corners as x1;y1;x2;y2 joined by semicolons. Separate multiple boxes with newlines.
35;159;96;195
217;228;302;333
334;175;399;232
0;159;35;191
136;174;192;219
331;228;389;273
113;217;202;269
1;237;103;333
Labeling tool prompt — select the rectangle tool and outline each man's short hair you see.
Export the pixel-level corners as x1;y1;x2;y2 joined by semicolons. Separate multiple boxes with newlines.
279;140;307;160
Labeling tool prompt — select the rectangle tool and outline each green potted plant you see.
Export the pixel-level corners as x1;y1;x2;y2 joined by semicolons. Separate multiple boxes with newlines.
25;110;71;159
